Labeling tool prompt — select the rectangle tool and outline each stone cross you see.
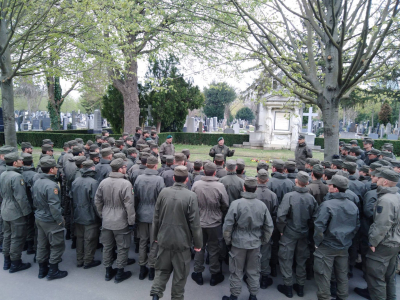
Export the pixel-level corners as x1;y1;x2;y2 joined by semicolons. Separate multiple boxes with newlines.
303;107;318;133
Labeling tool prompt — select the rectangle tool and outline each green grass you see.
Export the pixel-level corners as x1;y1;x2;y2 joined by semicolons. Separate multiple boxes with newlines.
29;144;325;177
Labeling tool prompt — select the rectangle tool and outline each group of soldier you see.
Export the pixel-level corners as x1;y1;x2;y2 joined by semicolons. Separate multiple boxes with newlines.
0;127;399;300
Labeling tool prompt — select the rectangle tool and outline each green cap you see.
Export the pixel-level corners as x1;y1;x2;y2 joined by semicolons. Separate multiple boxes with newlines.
297;171;309;184
21;142;32;149
364;138;374;145
21;153;33;162
390;160;400;168
381;150;392;157
369;162;383;170
39;156;61;168
298;134;305;139
127;148;137;155
75;138;84;144
257;161;269;170
4;152;23;163
380;160;392;167
284;161;296;169
374;168;400;182
115;140;124;147
218;137;224;142
166;155;174;164
321;161;331;168
324;168;338;177
101;148;113;157
331;159;343;168
167;135;172;139
236;158;245;168
69;140;78;147
327;175;348;189
312;164;324;174
122;132;129;136
90;144;99;151
336;170;349;178
72;146;84;153
308;158;321;166
244;177;257;187
108;137;115;144
112;147;121;153
343;162;357;172
175;153;185;163
182;149;190;157
86;140;93;146
89;152;100;159
349;140;358;145
257;169;269;180
113;153;127;160
42;139;53;145
360;165;370;173
41;144;53;152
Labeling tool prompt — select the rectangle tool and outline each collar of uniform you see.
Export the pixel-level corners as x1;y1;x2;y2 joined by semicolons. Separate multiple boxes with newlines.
80;168;96;178
144;168;159;175
164;166;172;171
139;164;147;170
311;179;322;184
257;183;267;188
201;176;219;181
60;152;66;156
331;192;350;200
100;158;111;164
298;142;306;147
216;165;223;169
6;166;23;173
287;173;297;178
377;186;399;196
108;172;125;179
293;186;309;193
193;171;200;175
272;172;287;179
370;183;378;190
23;166;35;172
359;175;371;181
227;171;236;175
218;145;224;148
173;182;187;188
135;133;141;138
43;173;57;181
348;175;357;181
240;191;258;199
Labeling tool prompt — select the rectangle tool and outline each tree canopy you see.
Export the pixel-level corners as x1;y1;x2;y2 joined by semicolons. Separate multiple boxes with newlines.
203;82;237;120
236;107;255;122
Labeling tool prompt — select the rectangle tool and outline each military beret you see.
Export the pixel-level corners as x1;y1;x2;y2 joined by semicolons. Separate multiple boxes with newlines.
113;153;127;160
215;154;224;162
69;140;78;147
139;152;151;159
308;158;321;166
272;159;285;169
324;168;338;177
101;143;111;149
226;159;236;169
236;159;245;168
203;159;212;167
321;161;331;168
182;149;190;157
297;171;309;183
381;150;392;157
82;160;94;168
331;159;343;168
63;142;70;148
145;138;152;142
343;162;357;172
42;139;53;145
194;160;203;168
166;155;174;164
122;132;129;136
0;145;17;155
74;156;87;166
298;134;305;140
374;168;400;182
349;140;358;145
175;153;185;163
360;165;370;173
204;162;217;172
89;144;99;152
21;153;32;162
166;135;173;139
39;157;61;168
115;140;124;147
75;138;84;144
95;135;102;140
127;148;137;155
21;142;32;149
218;137;224;142
258;161;269;170
125;137;133;142
41;144;53;152
390;160;400;168
379;159;392;167
312;164;324;174
370;162;383;170
141;147;151;153
147;156;158;165
110;158;126;170
244;177;257;187
369;149;381;156
89;152;100;159
345;156;357;162
327;175;349;189
108;137;115;144
284;161;296;169
174;165;188;177
257;169;269;180
86;140;93;146
135;126;142;131
101;148;113;157
336;170;349;178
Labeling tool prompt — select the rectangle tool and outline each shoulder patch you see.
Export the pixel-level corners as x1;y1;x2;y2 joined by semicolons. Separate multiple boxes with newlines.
376;206;383;213
20;179;24;186
54;188;59;195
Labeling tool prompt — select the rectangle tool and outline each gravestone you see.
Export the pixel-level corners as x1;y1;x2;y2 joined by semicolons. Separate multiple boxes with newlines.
386;123;392;135
368;133;379;139
213;117;218;131
198;121;203;133
387;134;399;141
63;117;68;130
187;117;195;133
71;111;77;130
32;119;42;131
88;115;94;130
380;125;385;138
233;123;240;134
224;128;235;134
93;109;102;134
348;122;356;132
42;118;51;131
339;132;357;139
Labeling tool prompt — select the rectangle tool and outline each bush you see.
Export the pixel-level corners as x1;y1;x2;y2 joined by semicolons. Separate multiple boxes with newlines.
315;137;400;156
157;133;249;147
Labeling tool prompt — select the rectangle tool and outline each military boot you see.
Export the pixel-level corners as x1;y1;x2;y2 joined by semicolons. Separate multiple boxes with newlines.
9;259;31;273
84;260;101;269
222;295;238;300
330;281;337;297
127;258;136;265
260;275;273;289
139;265;149;280
114;268;132;283
71;237;77;249
47;263;68;280
152;295;160;300
270;264;277;277
23;241;28;251
210;272;225;286
26;240;35;255
293;284;304;297
105;266;117;281
38;262;49;279
354;287;371;300
249;295;257;300
191;272;203;285
277;284;293;298
148;267;155;281
66;229;71;240
3;255;11;270
306;265;313;280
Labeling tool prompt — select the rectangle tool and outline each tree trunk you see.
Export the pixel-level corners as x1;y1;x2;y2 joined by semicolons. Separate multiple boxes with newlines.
322;99;340;161
157;121;161;133
0;20;17;146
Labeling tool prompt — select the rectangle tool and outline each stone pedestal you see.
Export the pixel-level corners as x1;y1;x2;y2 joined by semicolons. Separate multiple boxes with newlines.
304;132;316;146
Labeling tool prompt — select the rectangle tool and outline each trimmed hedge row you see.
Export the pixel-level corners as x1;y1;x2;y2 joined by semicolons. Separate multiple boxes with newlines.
0;132;249;148
315;137;400;156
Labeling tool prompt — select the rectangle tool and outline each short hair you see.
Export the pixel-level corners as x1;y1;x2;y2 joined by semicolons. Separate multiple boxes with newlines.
285;167;296;173
41;166;52;174
257;166;269;172
258;178;268;184
194;166;201;171
244;184;257;193
21;147;29;152
6;162;14;166
73;152;81;156
136;128;141;133
150;145;158;150
23;161;33;166
275;168;284;173
312;172;323;180
111;166;120;172
146;164;156;169
215;160;224;166
297;180;307;187
167;162;174;166
333;185;346;193
141;157;148;165
324;173;334;180
42;150;47;155
204;170;215;176
174;175;188;183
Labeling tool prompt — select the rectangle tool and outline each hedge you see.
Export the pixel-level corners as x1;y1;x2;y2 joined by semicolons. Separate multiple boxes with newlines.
0;132;249;148
315;137;400;156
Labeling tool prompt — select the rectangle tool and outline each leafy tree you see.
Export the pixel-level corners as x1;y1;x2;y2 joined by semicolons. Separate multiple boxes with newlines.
102;85;124;134
203;82;236;120
379;101;392;125
142;55;204;132
236;107;255;122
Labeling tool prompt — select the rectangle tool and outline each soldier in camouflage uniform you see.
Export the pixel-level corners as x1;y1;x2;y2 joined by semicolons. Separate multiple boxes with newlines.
209;137;235;162
294;134;312;171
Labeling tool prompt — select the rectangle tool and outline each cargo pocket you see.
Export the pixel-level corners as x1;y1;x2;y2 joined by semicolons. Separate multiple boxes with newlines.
229;251;237;274
313;251;325;275
49;228;65;247
115;230;131;249
366;253;386;280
